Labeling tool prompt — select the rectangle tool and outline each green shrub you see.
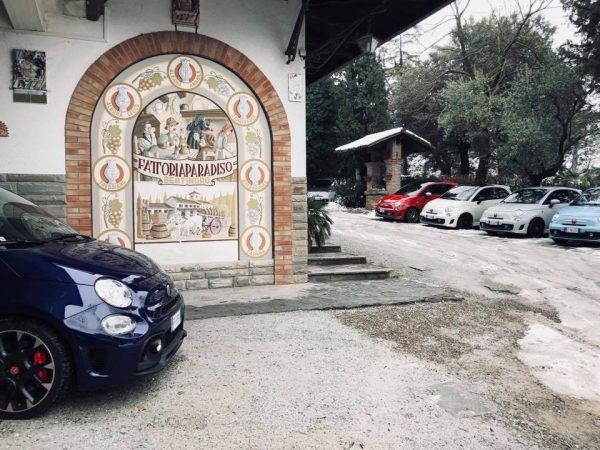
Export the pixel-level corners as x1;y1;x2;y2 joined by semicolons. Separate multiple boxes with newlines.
308;198;333;247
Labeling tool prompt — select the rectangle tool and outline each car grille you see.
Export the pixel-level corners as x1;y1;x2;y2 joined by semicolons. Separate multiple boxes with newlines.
551;230;600;240
481;222;514;231
421;216;445;225
89;348;108;374
145;282;181;321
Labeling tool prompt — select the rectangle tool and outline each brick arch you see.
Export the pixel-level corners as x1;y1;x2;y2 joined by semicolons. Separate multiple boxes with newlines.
65;32;293;284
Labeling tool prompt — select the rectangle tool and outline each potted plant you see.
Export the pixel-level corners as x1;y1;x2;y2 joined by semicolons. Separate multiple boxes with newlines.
307;197;333;249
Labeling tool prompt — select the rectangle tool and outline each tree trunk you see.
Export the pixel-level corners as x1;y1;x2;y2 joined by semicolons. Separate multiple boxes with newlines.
458;142;470;175
528;173;546;186
473;132;491;184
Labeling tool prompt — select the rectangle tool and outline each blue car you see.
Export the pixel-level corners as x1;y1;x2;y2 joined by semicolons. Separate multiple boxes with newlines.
549;187;600;245
0;188;185;419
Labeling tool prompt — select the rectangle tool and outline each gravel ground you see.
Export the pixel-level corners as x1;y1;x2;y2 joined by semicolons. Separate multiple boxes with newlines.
329;208;600;448
0;312;532;449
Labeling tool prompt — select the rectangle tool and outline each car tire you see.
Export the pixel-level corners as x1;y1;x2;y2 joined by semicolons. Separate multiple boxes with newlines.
456;214;473;229
527;218;545;238
405;207;420;223
0;319;72;420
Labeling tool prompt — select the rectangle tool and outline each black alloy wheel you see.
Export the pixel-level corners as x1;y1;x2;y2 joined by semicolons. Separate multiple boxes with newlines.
456;214;473;230
405;207;420;223
0;320;71;419
527;218;545;238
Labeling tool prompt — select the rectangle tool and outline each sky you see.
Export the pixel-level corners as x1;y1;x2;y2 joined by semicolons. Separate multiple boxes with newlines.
381;0;577;60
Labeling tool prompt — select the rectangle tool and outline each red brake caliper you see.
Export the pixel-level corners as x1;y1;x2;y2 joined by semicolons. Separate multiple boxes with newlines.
32;350;47;382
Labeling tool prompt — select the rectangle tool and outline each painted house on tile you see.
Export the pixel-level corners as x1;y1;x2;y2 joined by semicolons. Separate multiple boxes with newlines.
0;0;451;289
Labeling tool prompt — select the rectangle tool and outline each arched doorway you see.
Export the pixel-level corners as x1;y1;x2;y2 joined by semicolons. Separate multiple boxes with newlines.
65;33;293;283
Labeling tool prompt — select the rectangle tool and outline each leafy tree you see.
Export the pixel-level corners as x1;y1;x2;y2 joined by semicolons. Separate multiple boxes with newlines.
434;1;556;183
335;52;391;179
498;53;599;185
336;52;391;141
561;0;600;89
306;77;339;180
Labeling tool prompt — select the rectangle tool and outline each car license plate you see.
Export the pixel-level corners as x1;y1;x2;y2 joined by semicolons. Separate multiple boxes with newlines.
491;220;501;226
425;214;434;219
565;226;579;234
171;309;182;332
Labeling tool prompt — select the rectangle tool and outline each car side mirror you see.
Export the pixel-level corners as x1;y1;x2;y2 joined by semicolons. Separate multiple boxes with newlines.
549;199;560;208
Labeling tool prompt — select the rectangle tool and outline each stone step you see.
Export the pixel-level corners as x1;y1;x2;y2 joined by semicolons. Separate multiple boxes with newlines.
309;244;341;254
308;264;394;283
308;253;368;266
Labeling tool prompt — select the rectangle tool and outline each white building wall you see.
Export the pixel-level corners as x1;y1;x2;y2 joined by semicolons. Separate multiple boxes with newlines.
0;0;306;177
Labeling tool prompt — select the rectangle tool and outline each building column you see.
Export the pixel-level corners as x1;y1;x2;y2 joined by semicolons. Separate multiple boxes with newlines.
384;158;403;194
364;161;386;210
292;177;308;283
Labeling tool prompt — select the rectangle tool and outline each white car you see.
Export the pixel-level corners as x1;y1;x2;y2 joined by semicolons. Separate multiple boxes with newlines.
307;178;335;204
420;185;511;229
480;187;581;238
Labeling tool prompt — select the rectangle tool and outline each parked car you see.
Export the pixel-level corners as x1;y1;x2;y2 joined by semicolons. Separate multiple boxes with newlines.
307;178;335;204
480;187;581;238
0;188;185;419
420;185;511;229
375;181;458;222
549;187;600;245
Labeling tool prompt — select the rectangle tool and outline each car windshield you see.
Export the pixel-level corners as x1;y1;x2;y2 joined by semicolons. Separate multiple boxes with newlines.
441;186;478;201
0;189;78;243
308;179;332;190
572;188;600;206
394;183;427;196
502;189;547;204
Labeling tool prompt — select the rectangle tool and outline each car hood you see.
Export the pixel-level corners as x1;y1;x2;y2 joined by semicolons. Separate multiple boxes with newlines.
0;239;160;286
424;198;469;211
379;194;409;203
555;205;600;219
485;203;542;214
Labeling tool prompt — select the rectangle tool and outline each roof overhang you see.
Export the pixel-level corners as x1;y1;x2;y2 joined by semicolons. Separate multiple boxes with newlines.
305;0;454;84
336;127;434;152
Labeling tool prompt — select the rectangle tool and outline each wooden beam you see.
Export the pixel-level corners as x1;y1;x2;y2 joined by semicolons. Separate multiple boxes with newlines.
2;0;46;31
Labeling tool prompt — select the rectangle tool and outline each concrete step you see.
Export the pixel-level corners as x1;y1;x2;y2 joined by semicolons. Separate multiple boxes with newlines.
308;253;368;266
308;264;394;283
309;244;341;254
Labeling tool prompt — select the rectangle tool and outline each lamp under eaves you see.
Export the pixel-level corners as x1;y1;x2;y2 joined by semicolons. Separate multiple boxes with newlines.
356;34;380;54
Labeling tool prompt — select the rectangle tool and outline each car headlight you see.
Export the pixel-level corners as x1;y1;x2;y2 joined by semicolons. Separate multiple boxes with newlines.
393;201;404;210
101;315;136;335
94;278;133;308
552;213;560;222
512;210;524;221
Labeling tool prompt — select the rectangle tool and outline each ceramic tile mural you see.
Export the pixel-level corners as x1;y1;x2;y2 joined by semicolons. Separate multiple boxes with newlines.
90;54;272;263
12;49;47;103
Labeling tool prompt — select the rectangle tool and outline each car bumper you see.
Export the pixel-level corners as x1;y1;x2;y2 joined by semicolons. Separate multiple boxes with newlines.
63;296;186;390
420;214;457;228
375;206;404;220
480;219;527;234
549;226;600;243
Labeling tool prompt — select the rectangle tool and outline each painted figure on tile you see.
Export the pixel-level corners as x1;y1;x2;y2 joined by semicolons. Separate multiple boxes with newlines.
163;117;182;151
137;122;158;154
186;115;209;150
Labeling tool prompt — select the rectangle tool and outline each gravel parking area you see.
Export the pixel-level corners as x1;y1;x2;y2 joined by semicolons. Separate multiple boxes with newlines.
0;312;531;449
330;208;600;448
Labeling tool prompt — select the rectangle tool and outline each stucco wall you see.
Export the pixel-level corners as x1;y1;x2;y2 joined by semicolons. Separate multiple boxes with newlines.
0;0;306;177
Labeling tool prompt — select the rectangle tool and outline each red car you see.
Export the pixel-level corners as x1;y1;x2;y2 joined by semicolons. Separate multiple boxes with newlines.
375;181;459;222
